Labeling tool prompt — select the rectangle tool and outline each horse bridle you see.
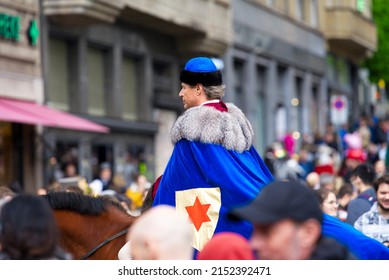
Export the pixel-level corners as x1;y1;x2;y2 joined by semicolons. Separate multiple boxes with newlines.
80;228;129;260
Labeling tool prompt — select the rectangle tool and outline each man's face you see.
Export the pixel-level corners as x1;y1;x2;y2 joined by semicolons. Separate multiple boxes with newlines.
250;219;304;260
377;183;389;213
101;168;112;181
178;83;200;110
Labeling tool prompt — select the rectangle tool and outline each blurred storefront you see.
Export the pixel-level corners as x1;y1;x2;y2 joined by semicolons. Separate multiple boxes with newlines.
0;0;108;192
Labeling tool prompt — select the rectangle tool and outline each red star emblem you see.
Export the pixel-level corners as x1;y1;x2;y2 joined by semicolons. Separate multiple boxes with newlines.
185;197;211;231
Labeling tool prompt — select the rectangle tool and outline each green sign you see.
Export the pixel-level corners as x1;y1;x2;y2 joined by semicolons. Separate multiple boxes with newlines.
0;13;20;41
27;19;39;46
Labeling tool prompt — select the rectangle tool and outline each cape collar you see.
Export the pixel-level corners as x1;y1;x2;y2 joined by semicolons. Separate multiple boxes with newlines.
170;103;253;152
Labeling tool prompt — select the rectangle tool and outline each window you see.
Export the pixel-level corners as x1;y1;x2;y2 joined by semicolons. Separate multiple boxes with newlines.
87;46;106;116
309;0;318;27
48;38;69;111
356;0;366;13
327;54;350;87
295;77;303;136
122;56;138;120
233;60;246;111
153;60;173;95
266;0;274;7
337;58;350;86
310;85;319;134
326;54;337;83
255;66;266;154
296;0;306;22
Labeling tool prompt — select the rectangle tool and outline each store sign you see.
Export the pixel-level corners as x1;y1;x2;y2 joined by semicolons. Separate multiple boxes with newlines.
0;13;20;41
0;13;39;46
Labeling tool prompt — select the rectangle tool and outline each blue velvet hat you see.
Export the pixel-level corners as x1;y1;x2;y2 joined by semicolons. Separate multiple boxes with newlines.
180;57;222;86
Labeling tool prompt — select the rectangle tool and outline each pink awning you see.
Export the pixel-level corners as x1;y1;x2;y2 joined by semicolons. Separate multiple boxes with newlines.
0;97;109;133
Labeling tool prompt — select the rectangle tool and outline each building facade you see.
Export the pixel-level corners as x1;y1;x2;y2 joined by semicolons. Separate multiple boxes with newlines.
40;0;232;185
0;0;42;192
224;0;376;155
225;0;327;154
318;0;376;124
1;0;376;191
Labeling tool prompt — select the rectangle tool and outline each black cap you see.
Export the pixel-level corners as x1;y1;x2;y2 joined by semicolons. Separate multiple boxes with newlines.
230;181;323;225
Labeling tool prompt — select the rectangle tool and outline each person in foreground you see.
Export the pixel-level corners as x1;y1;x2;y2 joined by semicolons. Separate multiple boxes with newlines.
230;181;354;260
0;194;71;260
152;57;273;253
127;205;193;260
197;232;255;260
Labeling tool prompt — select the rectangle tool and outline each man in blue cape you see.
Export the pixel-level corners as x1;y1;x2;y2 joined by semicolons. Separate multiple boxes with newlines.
152;57;274;252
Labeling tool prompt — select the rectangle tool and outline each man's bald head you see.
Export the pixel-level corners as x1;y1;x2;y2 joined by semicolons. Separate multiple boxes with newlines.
128;205;193;260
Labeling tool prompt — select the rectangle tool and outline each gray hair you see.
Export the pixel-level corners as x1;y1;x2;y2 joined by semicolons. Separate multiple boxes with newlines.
203;85;226;100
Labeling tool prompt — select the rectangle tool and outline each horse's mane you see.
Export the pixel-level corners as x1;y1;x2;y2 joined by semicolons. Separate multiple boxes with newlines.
43;192;127;215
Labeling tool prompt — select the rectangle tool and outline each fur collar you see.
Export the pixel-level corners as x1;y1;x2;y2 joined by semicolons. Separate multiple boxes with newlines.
170;103;254;152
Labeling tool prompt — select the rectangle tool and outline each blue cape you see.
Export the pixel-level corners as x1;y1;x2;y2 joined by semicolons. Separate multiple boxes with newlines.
153;139;274;240
322;213;389;259
153;139;389;259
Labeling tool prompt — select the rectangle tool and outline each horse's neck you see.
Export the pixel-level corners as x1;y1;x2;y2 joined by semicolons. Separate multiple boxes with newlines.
55;207;136;260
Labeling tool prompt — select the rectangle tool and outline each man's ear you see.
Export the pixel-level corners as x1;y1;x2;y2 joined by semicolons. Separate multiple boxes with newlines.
195;84;203;95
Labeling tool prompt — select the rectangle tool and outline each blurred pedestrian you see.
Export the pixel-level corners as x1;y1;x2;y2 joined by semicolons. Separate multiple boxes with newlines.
346;163;376;225
315;188;339;218
89;162;113;195
197;232;255;260
374;159;387;179
354;174;389;247
337;183;357;222
0;194;71;260
306;172;320;190
319;172;336;192
127;205;193;260
125;174;151;211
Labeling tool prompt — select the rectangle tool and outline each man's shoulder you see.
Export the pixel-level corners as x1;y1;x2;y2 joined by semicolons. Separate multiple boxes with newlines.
355;188;377;205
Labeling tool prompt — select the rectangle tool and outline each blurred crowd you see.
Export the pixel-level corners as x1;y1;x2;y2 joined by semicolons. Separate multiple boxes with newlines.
1;114;389;260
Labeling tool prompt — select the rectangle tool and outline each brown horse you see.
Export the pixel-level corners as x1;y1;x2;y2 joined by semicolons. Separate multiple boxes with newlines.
43;192;137;260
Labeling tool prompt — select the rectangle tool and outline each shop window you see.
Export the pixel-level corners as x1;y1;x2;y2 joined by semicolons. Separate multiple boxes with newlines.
47;38;69;111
